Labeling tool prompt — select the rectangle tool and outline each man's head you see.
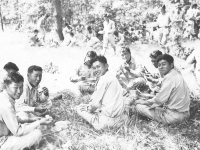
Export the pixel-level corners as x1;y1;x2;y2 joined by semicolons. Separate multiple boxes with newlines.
27;65;43;87
156;54;174;76
3;62;19;74
92;55;108;77
120;46;131;63
70;32;74;37
192;3;197;9
104;13;109;22
161;5;166;14
149;50;163;68
4;72;24;100
114;31;119;37
33;29;39;35
84;51;97;68
45;14;50;19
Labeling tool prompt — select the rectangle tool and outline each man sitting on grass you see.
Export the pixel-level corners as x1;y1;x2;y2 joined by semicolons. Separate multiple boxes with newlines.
0;72;52;150
15;65;52;122
135;54;190;125
29;29;43;47
0;62;19;92
116;46;146;93
70;51;97;95
76;55;128;130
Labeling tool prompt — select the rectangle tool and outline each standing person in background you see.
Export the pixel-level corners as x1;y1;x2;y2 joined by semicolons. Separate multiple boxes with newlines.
156;5;171;48
0;62;19;92
37;14;50;43
99;13;116;55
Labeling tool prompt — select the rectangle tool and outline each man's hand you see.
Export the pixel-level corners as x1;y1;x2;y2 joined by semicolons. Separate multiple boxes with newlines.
34;107;47;113
39;117;53;125
146;76;158;83
42;87;49;96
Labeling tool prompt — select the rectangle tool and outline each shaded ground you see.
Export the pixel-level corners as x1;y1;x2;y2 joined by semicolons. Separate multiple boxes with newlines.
0;31;200;150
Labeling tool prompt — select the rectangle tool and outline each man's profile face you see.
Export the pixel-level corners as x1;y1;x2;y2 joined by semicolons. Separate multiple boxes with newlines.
158;59;173;75
28;70;42;87
6;81;23;100
92;61;108;77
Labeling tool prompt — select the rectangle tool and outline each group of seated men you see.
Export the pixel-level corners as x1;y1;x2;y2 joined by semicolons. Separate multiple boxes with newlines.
0;63;52;149
0;45;191;149
71;46;190;130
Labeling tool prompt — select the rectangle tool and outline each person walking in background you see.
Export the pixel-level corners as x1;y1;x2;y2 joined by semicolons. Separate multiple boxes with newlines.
99;13;116;55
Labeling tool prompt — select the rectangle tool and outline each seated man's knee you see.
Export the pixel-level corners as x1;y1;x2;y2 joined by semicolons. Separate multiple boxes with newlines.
33;129;42;139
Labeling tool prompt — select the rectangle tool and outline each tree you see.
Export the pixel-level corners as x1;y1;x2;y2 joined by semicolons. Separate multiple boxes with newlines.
0;5;4;31
53;0;64;40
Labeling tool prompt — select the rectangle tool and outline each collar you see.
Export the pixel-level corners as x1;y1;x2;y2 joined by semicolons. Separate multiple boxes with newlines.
26;79;38;90
164;68;175;78
2;90;15;107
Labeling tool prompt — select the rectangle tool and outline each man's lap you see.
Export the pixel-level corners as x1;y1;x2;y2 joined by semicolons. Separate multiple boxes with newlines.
76;106;127;130
136;104;189;124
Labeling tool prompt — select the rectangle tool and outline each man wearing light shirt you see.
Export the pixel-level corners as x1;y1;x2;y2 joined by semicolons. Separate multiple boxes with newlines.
76;56;128;130
15;65;52;122
0;72;52;150
135;54;190;125
156;5;171;46
99;13;116;55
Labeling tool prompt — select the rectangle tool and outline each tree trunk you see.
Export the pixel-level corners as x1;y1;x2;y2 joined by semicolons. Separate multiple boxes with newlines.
0;5;4;32
53;0;64;41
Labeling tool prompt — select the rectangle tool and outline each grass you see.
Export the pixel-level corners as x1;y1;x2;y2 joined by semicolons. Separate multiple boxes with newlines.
0;31;200;150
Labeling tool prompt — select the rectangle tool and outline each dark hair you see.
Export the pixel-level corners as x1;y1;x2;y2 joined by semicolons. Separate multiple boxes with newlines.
65;22;69;26
4;72;24;85
114;31;119;36
86;51;97;58
28;65;43;74
104;13;109;17
87;26;92;31
70;32;74;36
45;14;50;18
93;55;107;65
4;62;19;72
192;3;197;9
149;50;163;59
156;54;174;64
161;5;166;10
121;46;131;54
33;29;39;33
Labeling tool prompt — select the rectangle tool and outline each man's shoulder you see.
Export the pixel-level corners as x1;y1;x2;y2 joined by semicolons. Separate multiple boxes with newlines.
100;71;116;82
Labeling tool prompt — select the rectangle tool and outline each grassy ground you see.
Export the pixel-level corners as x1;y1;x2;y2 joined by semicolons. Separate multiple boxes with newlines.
0;31;200;150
